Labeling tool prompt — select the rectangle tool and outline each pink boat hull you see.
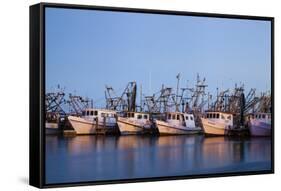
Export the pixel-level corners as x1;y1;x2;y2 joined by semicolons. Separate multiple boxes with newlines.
249;120;271;136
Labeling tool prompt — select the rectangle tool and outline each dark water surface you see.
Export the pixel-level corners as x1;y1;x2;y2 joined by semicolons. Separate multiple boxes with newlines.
45;135;271;184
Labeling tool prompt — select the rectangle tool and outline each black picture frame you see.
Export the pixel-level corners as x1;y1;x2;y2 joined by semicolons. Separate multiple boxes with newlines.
30;2;274;188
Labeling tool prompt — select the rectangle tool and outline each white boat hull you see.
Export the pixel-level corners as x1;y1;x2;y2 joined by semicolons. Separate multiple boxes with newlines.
68;116;117;135
156;120;201;135
201;118;229;136
117;117;151;135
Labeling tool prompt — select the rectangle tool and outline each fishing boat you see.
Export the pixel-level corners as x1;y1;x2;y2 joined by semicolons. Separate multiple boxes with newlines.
155;112;201;135
46;122;59;135
117;112;153;135
45;112;60;135
248;113;271;136
201;111;234;136
68;108;118;135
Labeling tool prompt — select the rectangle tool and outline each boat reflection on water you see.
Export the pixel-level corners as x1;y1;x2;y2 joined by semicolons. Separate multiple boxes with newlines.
46;135;271;184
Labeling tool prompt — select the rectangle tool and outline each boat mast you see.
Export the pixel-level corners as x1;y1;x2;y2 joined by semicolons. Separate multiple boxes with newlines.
207;92;210;110
140;84;143;111
175;73;180;112
149;71;152;95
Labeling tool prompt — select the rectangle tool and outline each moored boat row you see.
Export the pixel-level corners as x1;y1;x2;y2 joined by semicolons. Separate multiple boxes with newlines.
46;75;272;137
67;109;203;135
67;109;271;136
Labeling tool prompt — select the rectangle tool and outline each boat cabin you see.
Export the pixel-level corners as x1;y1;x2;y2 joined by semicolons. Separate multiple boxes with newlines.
125;112;150;120
82;108;117;120
247;113;271;121
204;111;233;126
165;112;196;128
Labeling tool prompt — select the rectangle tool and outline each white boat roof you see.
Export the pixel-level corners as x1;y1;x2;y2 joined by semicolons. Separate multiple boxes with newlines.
204;111;235;115
247;112;271;115
84;108;116;113
126;111;150;115
165;112;193;115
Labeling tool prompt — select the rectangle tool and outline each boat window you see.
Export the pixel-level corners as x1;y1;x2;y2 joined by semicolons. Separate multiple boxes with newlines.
90;111;94;116
131;113;135;118
177;115;180;120
86;111;89;116
144;115;148;119
207;114;209;118
137;114;142;119
255;115;258;118
221;115;225;119
262;114;266;119
227;115;231;120
186;116;189;120
172;115;176;120
82;111;85;116
190;116;193;120
258;114;261;119
168;114;171;119
94;111;98;116
216;114;219;118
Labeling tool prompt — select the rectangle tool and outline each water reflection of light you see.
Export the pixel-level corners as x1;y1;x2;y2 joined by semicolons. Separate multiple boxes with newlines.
246;137;271;162
45;135;271;184
199;137;246;168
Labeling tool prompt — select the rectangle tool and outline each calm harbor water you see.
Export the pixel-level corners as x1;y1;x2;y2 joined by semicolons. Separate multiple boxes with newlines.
46;135;271;184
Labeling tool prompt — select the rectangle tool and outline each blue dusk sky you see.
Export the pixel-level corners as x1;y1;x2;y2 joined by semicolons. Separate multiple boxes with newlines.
45;7;271;107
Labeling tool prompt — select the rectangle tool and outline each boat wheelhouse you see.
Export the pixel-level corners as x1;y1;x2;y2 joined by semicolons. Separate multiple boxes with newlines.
155;112;201;135
68;108;118;135
117;112;153;135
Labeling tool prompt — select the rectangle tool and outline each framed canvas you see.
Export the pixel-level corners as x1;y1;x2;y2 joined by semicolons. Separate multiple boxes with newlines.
29;2;274;188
